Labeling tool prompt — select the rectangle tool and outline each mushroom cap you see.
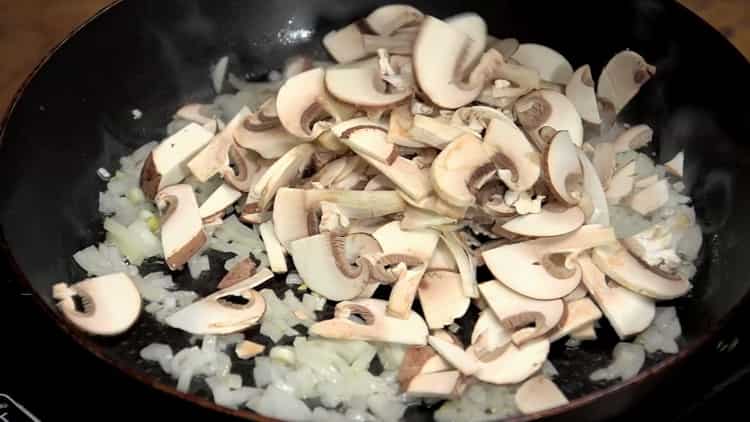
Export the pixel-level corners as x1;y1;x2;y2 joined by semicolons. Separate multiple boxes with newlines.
515;90;583;148
500;205;585;237
53;273;142;336
565;65;601;124
331;118;398;164
431;134;491;207
579;254;655;338
598;50;655;114
472;338;550;385
543;130;583;206
482;117;541;192
479;280;565;345
277;68;347;139
222;144;264;192
166;269;273;335
515;375;569;414
233;100;305;159
418;270;471;329
512;43;574;85
548;297;602;342
309;298;429;345
325;64;413;108
446;12;488;74
592;243;691;300
155;184;207;271
470;310;513;361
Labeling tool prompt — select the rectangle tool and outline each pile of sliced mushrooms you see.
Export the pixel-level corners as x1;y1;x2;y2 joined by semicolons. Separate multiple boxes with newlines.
53;5;700;418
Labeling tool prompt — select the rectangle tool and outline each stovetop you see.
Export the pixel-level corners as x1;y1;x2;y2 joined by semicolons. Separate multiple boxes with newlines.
1;273;746;421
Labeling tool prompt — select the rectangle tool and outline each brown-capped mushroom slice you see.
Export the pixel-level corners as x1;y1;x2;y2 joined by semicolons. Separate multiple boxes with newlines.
512;43;574;85
140;123;215;199
471;310;513;362
198;183;242;220
613;124;653;153
222;144;264;193
598;50;656;114
482;117;541;192
592;142;616;189
325;63;413;108
431;134;491;208
544;131;583;206
592;243;691;300
217;257;257;290
418;271;471;329
548;297;602;342
428;335;480;376
165;269;272;335
487;37;520;57
515;90;584;148
366;156;433;201
446;12;488;74
565;65;601;124
579;149;611;226
233;98;305;159
247;143;315;212
606;160;636;203
289;232;375;300
579;254;655;338
52;273;141;336
628;179;669;215
515;375;569;414
483;225;616;300
259;221;288;273
500;205;585;237
439;230;478;298
155;184;207;271
408;115;474;150
665;151;684;178
405;370;461;399
276;68;354;140
479;280;565;345
187;108;252;183
310;298;428;344
331;118;398;164
472;338;550;385
398;346;449;390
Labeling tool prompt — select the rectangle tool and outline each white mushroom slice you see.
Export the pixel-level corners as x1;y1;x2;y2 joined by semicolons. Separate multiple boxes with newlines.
408;115;473;150
198;183;242;219
365;174;395;191
579;254;655;338
482;117;541;192
406;370;461;399
53;273;141;336
366;156;433;201
365;4;423;35
664;151;684;178
543;131;583;205
235;340;265;360
500;205;584;237
613;124;653;153
217;257;258;290
233;98;305;159
165;269;272;335
548;297;602;342
635;174;659;190
187;108;252;183
398;344;452;389
598;50;655;114
388;104;427;148
592;142;616;189
427;239;459;272
472;338;550;385
400;192;467;220
331;118;398;164
446;12;488;74
563;283;588;302
276;68;354;139
432;134;491;207
515;375;569;415
470;310;513;361
309;298;428;345
289;232;375;301
140;123;214;198
565;65;601;124
606;161;636;203
418;271;470;329
628;179;669;215
570;323;597;341
515;90;583;148
175;103;215;126
483;225;616;300
401;206;457;230
440;230;478;298
247;143;315;212
259;221;288;273
323;23;367;64
479;281;565;346
325;64;413;108
428;335;479;376
488;37;519;57
512;43;574;85
155;184;207;270
592;243;691;300
578;150;610;226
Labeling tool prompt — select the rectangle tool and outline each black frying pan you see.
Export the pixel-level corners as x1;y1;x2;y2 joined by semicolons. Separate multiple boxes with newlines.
1;0;748;420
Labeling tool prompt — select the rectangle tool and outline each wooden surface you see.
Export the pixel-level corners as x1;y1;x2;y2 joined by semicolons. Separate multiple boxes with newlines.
0;0;748;113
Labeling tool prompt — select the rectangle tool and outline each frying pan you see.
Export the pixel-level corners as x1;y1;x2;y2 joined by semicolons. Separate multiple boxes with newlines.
0;0;748;420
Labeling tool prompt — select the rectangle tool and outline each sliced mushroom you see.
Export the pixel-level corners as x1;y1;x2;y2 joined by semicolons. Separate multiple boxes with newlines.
155;184;207;270
578;149;611;226
446;12;488;74
471;338;550;385
309;298;429;345
222;144;265;192
331;118;398;164
408;115;474;150
592;243;691;300
388;104;427;148
628;179;669;215
515;375;569;415
175;103;215;126
325;62;413;108
579;254;655;338
322;23;367;64
565;65;601;124
479;280;565;345
198;183;242;220
598;50;655;114
405;370;461;399
481;117;541;192
482;225;616;300
233;97;305;159
548;297;602;342
366;156;433;201
289;232;378;300
365;4;423;36
399;192;467;220
570;323;597;341
515;90;584;148
235;340;265;360
140;123;215;199
512;43;574;85
487;37;519;57
592;142;616;189
401;206;457;230
428;335;480;376
664;151;684;178
259;220;288;273
52;273;141;336
427;239;460;271
500;205;584;237
470;310;513;361
606;160;636;203
613;124;653;153
543;131;583;205
563;283;588;302
439;230;478;298
187;108;251;183
246;143;315;212
165;269;272;335
217;256;257;290
431;134;491;207
634;174;659;190
418;271;470;329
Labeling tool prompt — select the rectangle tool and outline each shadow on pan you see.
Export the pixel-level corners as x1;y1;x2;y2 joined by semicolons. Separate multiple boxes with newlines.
1;0;749;420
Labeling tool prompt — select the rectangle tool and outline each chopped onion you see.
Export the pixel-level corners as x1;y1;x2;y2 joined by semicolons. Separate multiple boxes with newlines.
187;254;210;279
590;342;646;382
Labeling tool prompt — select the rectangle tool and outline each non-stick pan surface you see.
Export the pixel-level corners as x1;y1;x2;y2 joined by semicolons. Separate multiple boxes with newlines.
1;0;749;420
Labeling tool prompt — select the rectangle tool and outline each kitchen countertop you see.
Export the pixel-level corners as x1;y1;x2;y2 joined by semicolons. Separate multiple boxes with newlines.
0;0;748;114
